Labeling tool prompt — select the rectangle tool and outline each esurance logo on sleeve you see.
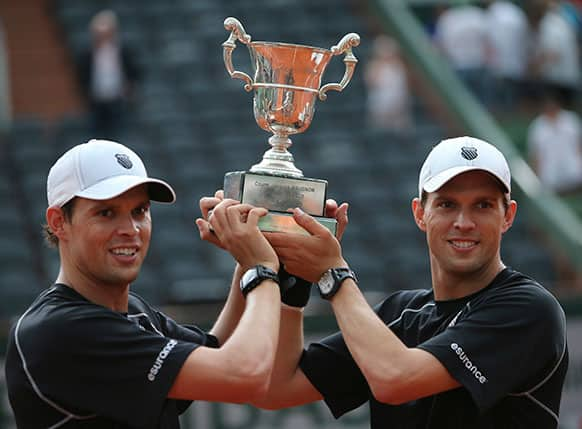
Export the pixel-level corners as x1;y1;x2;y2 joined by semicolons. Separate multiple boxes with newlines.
450;343;488;384
148;339;178;382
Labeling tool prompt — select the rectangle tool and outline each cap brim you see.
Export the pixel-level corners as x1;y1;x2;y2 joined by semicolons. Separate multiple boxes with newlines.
75;175;176;203
423;166;510;193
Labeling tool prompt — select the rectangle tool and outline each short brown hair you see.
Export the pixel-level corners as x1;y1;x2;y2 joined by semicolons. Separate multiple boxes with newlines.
42;199;76;248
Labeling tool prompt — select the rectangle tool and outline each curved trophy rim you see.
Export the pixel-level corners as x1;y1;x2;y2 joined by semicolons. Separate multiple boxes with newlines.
250;40;331;54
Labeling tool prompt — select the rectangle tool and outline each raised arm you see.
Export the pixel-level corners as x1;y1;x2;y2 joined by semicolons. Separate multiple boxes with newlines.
270;209;459;405
207;263;245;345
251;303;323;409
252;201;349;409
328;280;459;404
169;199;281;403
196;190;244;345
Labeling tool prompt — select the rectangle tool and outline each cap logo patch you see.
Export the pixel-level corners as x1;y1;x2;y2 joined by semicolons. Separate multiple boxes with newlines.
115;153;133;169
461;146;478;160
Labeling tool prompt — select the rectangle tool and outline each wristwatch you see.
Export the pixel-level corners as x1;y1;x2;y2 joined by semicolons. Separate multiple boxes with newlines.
317;267;357;300
240;265;279;297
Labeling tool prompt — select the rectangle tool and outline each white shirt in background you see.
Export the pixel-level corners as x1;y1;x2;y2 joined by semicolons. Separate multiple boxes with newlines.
91;42;124;102
536;9;580;88
485;1;529;79
528;109;582;192
434;5;488;70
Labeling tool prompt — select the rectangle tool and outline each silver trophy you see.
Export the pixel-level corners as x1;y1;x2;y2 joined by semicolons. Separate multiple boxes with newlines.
222;17;360;234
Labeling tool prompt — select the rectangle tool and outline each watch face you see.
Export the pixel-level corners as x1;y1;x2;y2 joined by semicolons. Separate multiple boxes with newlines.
241;268;258;286
318;271;334;294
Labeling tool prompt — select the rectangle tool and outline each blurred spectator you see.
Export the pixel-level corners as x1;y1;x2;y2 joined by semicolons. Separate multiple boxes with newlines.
527;86;582;194
364;35;411;131
527;86;582;293
527;0;581;107
484;0;530;110
433;3;490;104
77;10;140;139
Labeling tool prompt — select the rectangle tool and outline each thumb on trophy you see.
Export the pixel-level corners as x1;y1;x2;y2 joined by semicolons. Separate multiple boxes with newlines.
292;208;330;237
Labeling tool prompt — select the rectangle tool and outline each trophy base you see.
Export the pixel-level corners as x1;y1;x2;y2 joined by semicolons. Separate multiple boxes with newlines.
224;170;336;235
258;211;337;236
224;171;328;216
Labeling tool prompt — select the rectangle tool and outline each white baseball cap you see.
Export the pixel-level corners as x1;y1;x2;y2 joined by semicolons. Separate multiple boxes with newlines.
47;139;176;207
418;136;511;198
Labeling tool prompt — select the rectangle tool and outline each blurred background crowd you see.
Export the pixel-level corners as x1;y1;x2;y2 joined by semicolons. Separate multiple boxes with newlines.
0;0;581;427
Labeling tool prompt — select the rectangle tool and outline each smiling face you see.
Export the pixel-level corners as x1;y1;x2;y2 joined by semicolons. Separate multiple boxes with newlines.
412;171;517;297
57;185;152;291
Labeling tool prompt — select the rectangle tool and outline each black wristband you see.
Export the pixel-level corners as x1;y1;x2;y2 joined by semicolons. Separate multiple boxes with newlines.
278;266;313;308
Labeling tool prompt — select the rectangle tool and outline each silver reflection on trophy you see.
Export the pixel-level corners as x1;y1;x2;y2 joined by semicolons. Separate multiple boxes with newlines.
223;17;360;178
221;17;359;234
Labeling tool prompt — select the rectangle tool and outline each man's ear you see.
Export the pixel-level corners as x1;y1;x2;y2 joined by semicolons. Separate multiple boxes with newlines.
411;197;426;232
46;206;68;242
502;200;518;234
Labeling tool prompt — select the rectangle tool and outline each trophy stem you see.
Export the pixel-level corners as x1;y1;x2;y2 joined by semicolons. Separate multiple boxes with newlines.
250;134;303;177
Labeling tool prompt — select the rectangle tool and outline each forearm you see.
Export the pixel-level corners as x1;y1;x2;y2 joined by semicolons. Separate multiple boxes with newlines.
331;281;408;377
330;281;458;404
169;281;281;402
209;264;245;344
220;281;281;388
252;305;316;409
330;281;417;403
275;305;305;377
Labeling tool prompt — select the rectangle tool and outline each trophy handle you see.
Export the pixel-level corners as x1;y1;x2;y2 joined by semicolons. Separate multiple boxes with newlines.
319;33;360;101
222;17;254;92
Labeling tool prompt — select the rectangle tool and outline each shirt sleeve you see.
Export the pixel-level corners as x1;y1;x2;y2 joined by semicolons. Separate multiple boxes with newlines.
417;285;567;412
22;306;202;428
155;310;219;348
299;331;370;419
151;311;219;416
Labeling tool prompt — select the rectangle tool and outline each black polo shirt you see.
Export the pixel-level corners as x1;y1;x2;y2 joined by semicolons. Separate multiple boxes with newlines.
5;283;218;428
300;268;568;428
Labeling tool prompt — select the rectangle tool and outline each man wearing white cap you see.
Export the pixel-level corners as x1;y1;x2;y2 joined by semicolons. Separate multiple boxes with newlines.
5;139;283;428
200;136;568;427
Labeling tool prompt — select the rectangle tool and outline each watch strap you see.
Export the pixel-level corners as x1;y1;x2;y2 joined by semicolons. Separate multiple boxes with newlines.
240;265;279;297
318;267;357;300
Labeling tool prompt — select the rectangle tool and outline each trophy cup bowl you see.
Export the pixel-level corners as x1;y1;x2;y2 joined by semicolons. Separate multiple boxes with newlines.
222;17;360;234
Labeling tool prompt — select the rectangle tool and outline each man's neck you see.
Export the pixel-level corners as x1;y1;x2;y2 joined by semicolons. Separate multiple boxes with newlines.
430;261;505;301
56;267;130;312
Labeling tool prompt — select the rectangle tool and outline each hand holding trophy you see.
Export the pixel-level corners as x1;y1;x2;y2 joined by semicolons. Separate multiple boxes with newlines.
222;17;360;235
